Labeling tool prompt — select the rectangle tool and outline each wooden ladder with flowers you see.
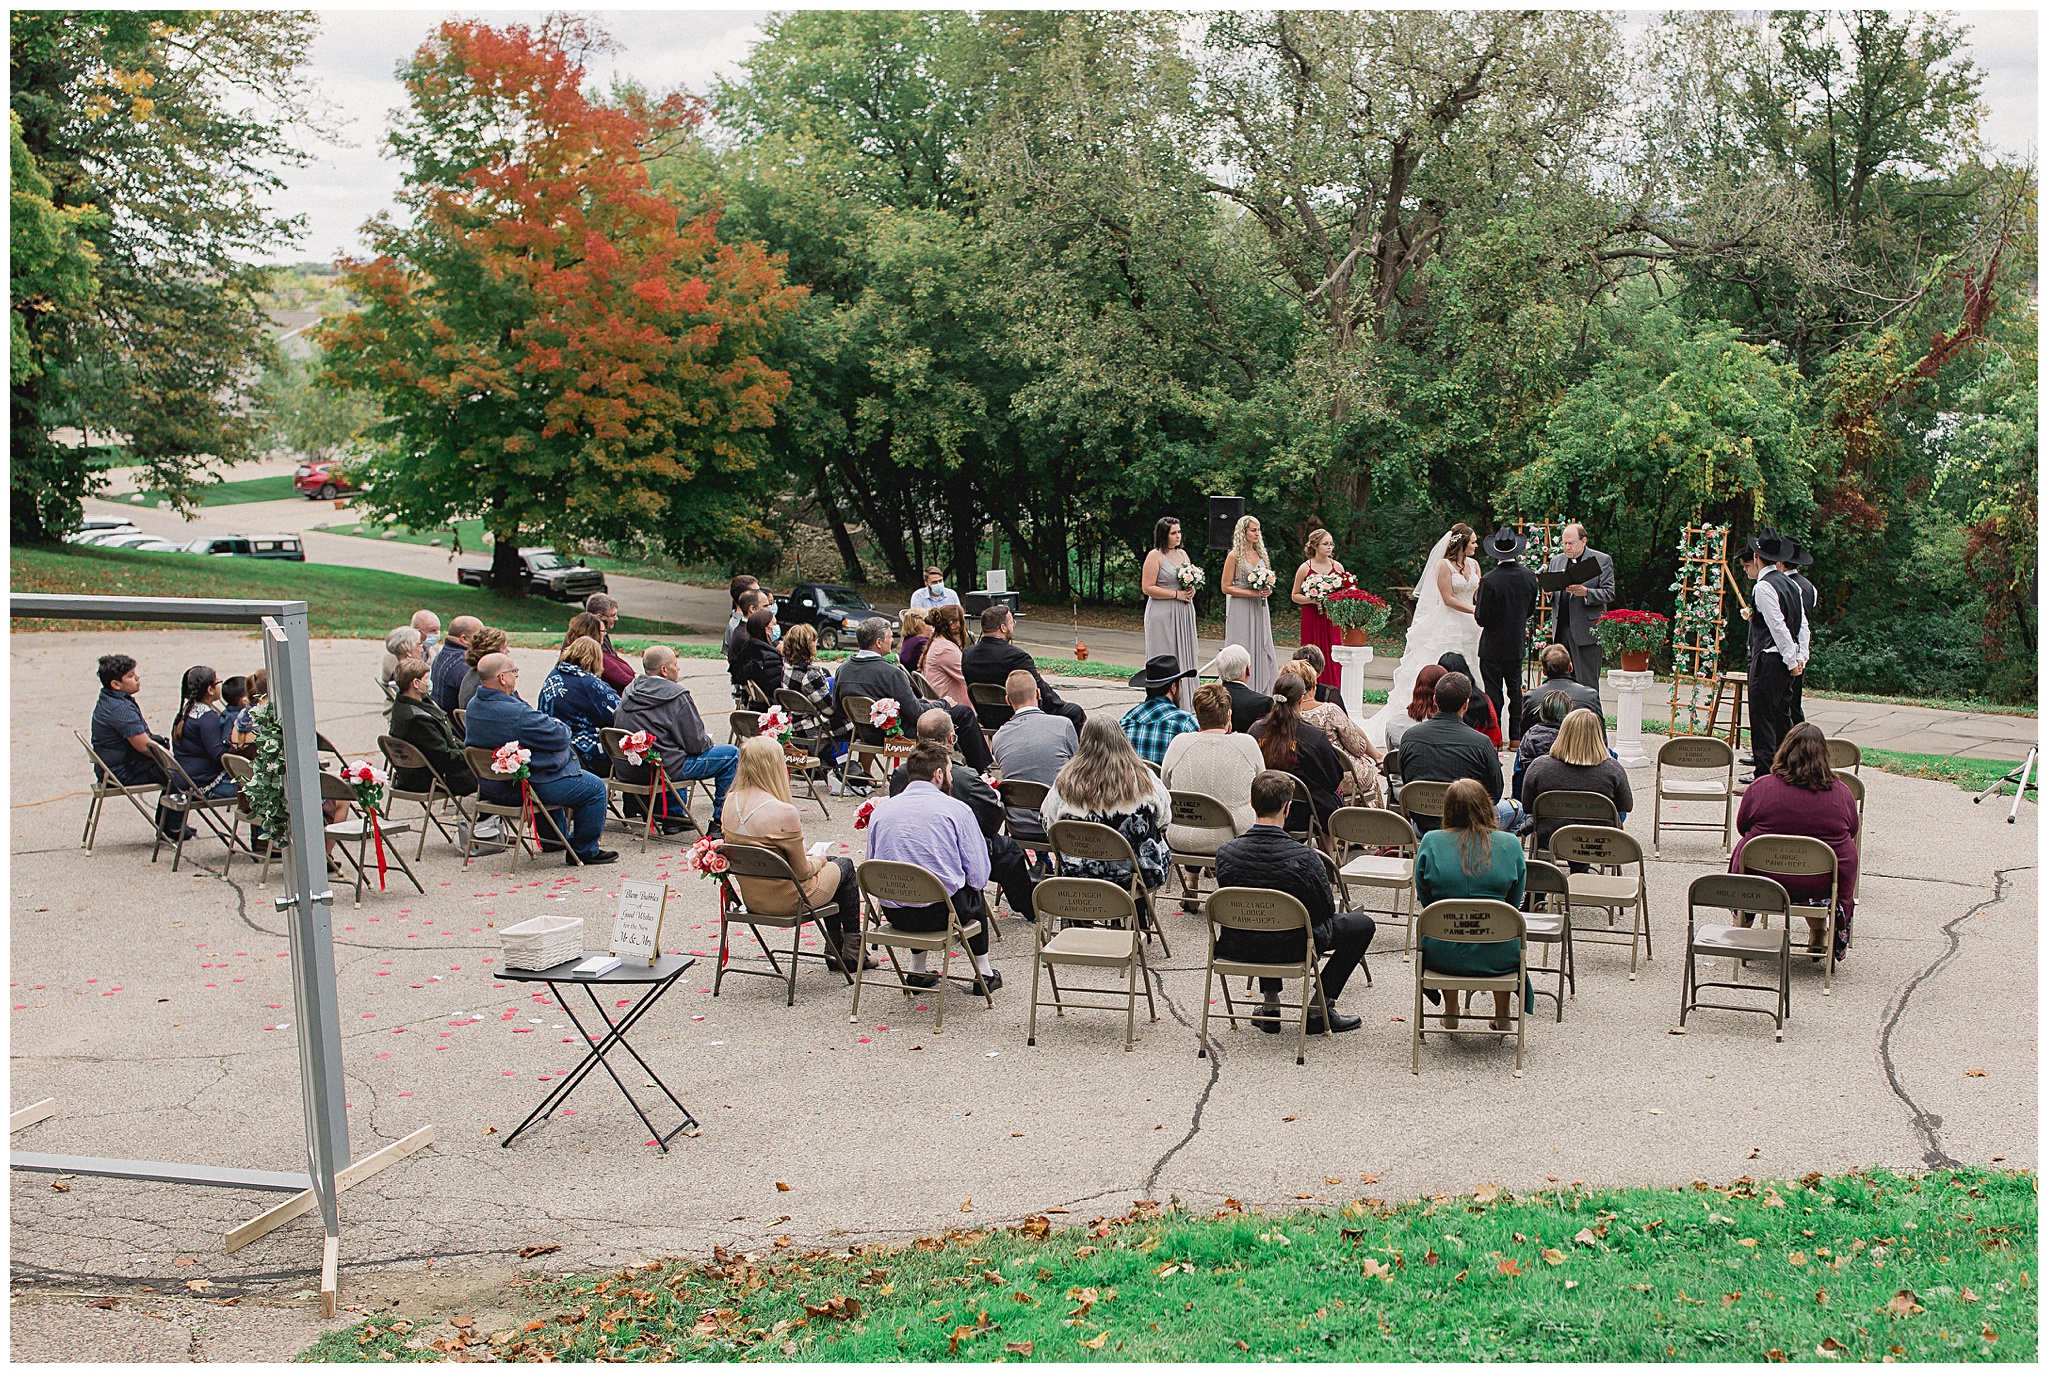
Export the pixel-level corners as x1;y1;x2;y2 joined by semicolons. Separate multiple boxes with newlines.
1669;524;1740;748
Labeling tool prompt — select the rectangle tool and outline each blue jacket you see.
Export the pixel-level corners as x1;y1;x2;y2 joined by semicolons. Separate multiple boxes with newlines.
463;686;582;786
536;663;618;770
173;705;233;787
430;640;469;712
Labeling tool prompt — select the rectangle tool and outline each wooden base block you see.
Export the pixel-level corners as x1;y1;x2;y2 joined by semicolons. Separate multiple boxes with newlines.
10;1099;56;1133
224;1124;435;1253
321;1233;338;1319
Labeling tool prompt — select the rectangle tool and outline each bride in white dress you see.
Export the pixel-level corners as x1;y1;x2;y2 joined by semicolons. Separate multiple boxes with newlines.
1364;523;1484;750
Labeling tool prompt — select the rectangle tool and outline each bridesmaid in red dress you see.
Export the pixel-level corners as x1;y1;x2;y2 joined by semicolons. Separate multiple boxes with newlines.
1291;527;1346;691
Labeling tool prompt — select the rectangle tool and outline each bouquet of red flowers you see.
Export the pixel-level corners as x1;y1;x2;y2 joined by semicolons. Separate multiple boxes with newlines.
1321;587;1391;636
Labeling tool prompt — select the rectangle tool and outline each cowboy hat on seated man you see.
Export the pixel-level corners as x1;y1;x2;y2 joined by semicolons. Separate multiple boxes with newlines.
1120;654;1197;766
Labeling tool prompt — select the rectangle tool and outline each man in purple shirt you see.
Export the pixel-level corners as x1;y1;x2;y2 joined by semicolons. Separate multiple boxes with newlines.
863;741;1002;992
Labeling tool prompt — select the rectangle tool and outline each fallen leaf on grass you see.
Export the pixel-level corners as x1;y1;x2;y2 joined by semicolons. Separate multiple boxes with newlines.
1884;1290;1924;1317
1737;1237;1759;1248
1078;1331;1109;1349
1004;1341;1034;1356
1473;1181;1500;1203
1788;1250;1809;1266
1958;1287;1979;1303
1496;1258;1525;1277
1722;1292;1743;1305
801;1295;862;1321
1012;1292;1038;1305
1539;1248;1565;1266
1574;1228;1601;1247
1361;1258;1394;1281
518;1244;560;1259
449;1316;473;1329
1815;1288;1830;1306
1766;1350;1787;1362
1982;1324;1998;1344
1816;1335;1847;1358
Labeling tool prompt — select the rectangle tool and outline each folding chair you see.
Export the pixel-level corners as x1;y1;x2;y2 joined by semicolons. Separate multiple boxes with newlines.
1283;774;1323;847
1737;834;1843;994
966;681;1010;731
729;709;762;748
1315;850;1370;987
1525;789;1619;861
461;745;581;869
838;694;888;783
1652;734;1737;854
1166;791;1237;913
377;735;461;858
1678;872;1792;1039
75;729;161;852
376;675;397;705
1048;818;1171;958
850;859;993;1032
744;679;773;710
996;779;1052;851
1198;887;1330;1066
144;741;240;874
1834;769;1866;828
451;707;466;737
597;727;693;852
1327;805;1418;960
1397;779;1449;833
1140;758;1163;779
1549;823;1652;978
316;731;353;770
320;769;424;906
1382;747;1402;804
1026;877;1158;1051
217;752;269;881
909;670;942;702
714;841;851;1006
1411;899;1527;1077
1825;738;1862;774
1521;858;1574;1022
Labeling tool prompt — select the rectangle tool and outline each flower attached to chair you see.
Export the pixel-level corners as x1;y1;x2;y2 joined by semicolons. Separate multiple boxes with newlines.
757;706;794;746
619;730;661;767
867;698;903;738
1242;564;1277;593
340;759;389;809
685;835;728;877
853;799;876;831
490;741;532;780
1175;561;1206;592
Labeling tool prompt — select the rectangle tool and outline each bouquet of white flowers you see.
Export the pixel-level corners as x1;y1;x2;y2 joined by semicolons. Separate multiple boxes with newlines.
1243;565;1276;593
1175;562;1206;592
1302;569;1349;604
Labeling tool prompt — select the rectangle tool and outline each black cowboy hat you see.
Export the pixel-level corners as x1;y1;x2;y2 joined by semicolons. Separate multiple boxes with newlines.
1783;538;1814;567
1742;529;1794;564
1483;526;1527;559
1128;653;1196;691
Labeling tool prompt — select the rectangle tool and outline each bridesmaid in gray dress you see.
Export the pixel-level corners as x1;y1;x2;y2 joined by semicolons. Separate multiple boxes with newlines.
1141;515;1200;711
1220;514;1278;692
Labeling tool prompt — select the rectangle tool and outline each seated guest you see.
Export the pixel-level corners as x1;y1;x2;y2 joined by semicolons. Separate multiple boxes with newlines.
389;659;479;799
1397;671;1517;833
432;616;479;711
560;611;606;656
1213;645;1272;735
613;645;740;836
831;617;993;770
897;609;931;675
582;593;637;691
91;653;182;837
909;565;961;610
1278;659;1384;808
991;669;1079;786
1386;664;1446;751
1522;643;1601;737
1120;654;1198;767
918;603;972;707
1438;651;1503;746
220;676;254;758
723;575;760;661
538;637;620;776
1730;722;1860;963
725;588;768;704
412;609;441;650
463;653;618;865
1291;645;1345;711
458;627;510;710
1248;673;1345;832
1213;769;1373;1033
380;626;424;686
724;736;867;973
778;623;851;766
1415;777;1530;1029
865;740;1001;991
1511;688;1573;803
730;605;786;708
1043;714;1173;895
1161;682;1262;904
170;665;237;798
1522;707;1633;850
961;605;1087;731
888;710;1038;920
230;670;268;754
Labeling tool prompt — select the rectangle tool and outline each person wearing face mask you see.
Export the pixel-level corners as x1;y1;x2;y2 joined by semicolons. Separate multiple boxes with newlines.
731;606;787;708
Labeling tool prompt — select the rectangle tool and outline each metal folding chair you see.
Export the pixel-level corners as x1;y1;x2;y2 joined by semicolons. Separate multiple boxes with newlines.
1525;788;1619;861
460;745;581;869
1397;778;1449;833
1048;818;1171;958
850;860;993;1032
1550;823;1652;978
597;727;692;852
1166;790;1237;913
377;735;461;858
1411;899;1528;1077
144;740;240;874
1652;734;1736;853
1737;834;1843;994
1678;872;1793;1039
714;841;850;1006
1327;805;1418;959
966;681;1010;732
1026;877;1158;1050
1825;738;1862;774
1521;858;1574;1021
1199;887;1330;1066
319;769;424;906
75;729;161;852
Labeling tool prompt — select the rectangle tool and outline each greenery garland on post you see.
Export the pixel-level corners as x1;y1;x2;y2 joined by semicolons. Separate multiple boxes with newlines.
244;704;290;846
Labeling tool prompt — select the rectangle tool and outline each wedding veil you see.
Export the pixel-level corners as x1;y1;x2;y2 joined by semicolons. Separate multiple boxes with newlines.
1363;528;1457;749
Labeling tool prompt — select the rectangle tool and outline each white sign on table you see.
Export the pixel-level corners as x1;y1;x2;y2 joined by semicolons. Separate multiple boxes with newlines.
610;879;668;967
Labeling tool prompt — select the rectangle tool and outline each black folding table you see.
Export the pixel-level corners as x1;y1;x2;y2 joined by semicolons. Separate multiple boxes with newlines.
495;952;699;1151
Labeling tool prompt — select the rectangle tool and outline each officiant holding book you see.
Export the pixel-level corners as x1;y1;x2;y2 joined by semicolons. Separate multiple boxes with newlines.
1541;523;1615;687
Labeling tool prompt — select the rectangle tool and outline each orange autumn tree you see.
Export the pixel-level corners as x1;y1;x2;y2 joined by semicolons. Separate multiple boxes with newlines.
318;17;804;588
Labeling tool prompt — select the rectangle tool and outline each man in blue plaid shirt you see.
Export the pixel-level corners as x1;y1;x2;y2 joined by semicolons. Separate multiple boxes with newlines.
1120;654;1198;765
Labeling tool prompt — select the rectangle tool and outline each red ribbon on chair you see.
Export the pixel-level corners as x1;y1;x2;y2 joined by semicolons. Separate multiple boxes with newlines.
370;807;389;891
655;762;668;819
520;779;539;849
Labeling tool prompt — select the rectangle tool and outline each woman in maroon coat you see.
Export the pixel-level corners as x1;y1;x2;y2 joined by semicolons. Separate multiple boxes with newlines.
1729;722;1859;961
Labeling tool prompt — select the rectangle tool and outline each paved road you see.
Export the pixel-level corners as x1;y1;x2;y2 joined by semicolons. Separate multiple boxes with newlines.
79;494;2037;763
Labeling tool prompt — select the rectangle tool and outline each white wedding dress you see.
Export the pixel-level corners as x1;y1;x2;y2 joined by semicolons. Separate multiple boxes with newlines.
1364;530;1485;750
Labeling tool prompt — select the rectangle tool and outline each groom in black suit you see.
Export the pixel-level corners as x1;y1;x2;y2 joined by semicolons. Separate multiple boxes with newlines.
1474;527;1540;745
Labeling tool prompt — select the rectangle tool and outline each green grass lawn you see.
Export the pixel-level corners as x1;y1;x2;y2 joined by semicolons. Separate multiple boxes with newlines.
10;544;698;639
302;1168;2032;1363
122;474;300;507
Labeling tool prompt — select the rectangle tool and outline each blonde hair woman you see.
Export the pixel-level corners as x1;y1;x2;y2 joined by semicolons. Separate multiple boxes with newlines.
1221;514;1278;693
1278;658;1385;808
1043;714;1173;892
898;610;932;675
1290;526;1346;693
1520;707;1633;851
722;736;865;972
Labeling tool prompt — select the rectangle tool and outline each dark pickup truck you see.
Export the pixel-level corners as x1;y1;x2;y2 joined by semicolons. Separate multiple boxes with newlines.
455;547;609;601
773;582;878;650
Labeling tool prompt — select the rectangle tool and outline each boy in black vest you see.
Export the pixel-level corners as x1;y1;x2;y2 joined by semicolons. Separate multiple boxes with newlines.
1740;530;1809;780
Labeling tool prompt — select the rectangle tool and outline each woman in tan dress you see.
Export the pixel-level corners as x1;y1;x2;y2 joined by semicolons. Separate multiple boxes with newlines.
721;737;866;972
1278;659;1385;808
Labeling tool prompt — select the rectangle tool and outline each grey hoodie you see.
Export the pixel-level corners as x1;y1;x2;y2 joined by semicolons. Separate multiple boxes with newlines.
614;674;715;757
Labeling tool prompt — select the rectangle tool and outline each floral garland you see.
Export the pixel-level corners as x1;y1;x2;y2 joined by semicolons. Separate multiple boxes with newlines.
244;703;290;845
1666;524;1729;733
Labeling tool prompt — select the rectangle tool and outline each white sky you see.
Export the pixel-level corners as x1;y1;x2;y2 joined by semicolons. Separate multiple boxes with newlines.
270;6;2039;266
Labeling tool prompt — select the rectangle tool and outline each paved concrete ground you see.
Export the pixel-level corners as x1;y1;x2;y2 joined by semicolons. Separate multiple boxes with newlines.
10;627;2036;1358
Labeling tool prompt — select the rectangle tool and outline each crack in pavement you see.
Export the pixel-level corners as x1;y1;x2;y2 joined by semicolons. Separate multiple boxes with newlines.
1141;963;1220;1198
1876;863;2031;1168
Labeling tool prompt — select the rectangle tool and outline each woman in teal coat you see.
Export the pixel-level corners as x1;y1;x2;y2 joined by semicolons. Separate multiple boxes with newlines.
1415;777;1529;1028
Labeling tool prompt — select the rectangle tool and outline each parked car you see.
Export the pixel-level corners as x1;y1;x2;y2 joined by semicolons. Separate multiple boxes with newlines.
64;521;140;545
183;535;306;561
773;582;878;650
294;459;358;500
91;533;188;553
454;547;608;601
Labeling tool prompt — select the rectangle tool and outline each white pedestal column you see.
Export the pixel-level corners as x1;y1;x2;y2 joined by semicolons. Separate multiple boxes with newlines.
1332;645;1375;722
1608;668;1655;768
